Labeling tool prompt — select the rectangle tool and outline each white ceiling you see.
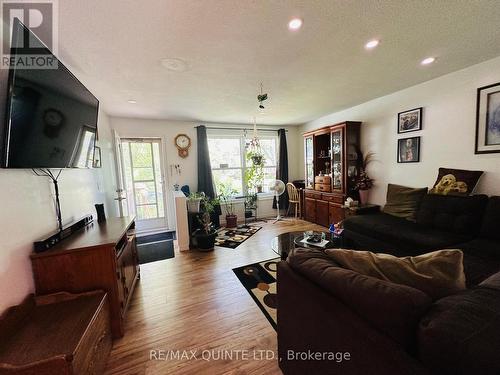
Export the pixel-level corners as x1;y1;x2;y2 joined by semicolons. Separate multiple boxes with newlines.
58;0;500;125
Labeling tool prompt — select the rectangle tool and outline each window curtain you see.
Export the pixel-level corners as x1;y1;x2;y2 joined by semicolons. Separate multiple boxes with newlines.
273;128;289;210
196;125;221;226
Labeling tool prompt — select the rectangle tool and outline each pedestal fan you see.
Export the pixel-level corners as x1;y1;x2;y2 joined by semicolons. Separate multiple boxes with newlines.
270;179;286;223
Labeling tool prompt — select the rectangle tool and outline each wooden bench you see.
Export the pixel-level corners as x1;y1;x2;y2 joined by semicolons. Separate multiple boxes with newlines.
0;291;111;375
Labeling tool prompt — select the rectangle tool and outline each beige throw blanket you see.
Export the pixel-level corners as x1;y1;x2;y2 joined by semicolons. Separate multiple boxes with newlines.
325;249;466;300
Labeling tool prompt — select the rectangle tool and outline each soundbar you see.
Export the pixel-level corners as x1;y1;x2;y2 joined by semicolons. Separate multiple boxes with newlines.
34;214;94;253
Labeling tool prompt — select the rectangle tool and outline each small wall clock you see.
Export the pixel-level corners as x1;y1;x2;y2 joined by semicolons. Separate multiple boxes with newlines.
175;134;191;158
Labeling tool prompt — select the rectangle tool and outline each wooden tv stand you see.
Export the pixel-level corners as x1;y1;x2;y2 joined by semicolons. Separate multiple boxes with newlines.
30;217;140;338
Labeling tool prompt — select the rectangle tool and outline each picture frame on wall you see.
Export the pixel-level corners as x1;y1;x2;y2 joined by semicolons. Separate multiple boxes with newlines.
398;136;421;163
475;82;500;154
398;107;422;133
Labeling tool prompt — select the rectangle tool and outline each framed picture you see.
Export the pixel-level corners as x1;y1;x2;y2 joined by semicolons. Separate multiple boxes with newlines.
475;82;500;154
398;107;422;133
93;146;102;168
398;136;420;163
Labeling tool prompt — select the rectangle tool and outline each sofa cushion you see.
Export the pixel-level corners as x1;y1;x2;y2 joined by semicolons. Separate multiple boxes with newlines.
429;167;483;196
481;196;500;240
325;249;466;300
383;184;428;222
457;238;500;261
462;252;500;287
344;213;470;253
454;239;500;287
480;271;500;290
416;194;488;236
418;278;500;375
287;248;432;349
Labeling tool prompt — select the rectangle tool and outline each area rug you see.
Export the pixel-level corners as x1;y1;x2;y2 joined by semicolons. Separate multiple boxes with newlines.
137;232;176;264
137;231;175;244
232;257;280;330
215;225;262;249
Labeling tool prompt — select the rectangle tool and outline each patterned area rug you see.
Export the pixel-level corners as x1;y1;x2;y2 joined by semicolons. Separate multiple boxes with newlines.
232;258;280;330
215;225;262;249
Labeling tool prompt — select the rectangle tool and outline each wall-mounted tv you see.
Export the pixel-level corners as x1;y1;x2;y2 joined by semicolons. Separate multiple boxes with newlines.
2;18;99;169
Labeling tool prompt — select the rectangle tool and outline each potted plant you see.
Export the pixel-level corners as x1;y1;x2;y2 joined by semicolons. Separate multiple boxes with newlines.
193;196;219;251
217;182;238;228
355;152;375;205
248;151;264;166
245;150;265;194
244;193;257;218
187;192;204;213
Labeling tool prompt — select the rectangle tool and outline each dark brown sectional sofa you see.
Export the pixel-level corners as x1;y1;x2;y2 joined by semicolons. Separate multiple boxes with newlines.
277;194;500;375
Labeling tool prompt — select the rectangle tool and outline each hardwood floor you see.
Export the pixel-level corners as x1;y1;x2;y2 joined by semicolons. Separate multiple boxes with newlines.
104;219;323;375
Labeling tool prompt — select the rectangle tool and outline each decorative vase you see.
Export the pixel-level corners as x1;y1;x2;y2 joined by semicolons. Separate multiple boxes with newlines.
257;185;263;193
187;198;202;213
359;189;369;205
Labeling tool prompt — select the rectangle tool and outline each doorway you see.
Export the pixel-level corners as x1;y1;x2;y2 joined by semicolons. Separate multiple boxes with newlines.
119;138;168;233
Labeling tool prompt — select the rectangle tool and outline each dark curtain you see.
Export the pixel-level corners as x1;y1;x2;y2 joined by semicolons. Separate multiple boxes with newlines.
273;128;289;210
196;125;221;226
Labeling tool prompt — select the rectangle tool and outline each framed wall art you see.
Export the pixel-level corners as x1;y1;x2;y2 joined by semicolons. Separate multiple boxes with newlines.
475;82;500;154
398;136;421;163
398;107;422;133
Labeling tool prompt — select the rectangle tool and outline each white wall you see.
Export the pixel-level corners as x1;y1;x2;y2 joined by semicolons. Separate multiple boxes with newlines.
300;56;500;205
0;110;115;314
110;117;302;225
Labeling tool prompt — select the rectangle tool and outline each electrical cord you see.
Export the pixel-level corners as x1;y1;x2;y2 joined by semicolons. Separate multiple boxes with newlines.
32;168;64;232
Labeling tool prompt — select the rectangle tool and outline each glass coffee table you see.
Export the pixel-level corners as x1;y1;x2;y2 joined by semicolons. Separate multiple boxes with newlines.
271;231;342;260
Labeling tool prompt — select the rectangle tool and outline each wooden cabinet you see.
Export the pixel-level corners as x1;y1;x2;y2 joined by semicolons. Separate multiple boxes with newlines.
316;200;330;227
329;203;344;225
117;233;138;314
0;291;112;375
30;217;139;338
303;121;362;227
305;197;316;222
304;190;346;227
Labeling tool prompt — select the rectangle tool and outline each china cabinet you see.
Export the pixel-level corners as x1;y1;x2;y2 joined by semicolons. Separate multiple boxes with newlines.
303;121;362;226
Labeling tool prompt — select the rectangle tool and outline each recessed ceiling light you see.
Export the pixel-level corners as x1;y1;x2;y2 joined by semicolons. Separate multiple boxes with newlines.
288;18;303;30
127;100;137;104
365;39;380;49
161;58;188;72
421;57;436;65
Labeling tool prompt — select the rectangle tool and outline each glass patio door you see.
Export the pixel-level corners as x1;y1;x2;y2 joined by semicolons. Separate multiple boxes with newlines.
120;138;167;232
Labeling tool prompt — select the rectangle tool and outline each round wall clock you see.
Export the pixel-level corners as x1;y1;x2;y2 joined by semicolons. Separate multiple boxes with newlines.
175;134;191;158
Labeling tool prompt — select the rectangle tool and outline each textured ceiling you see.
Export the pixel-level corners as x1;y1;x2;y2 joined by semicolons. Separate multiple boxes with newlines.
58;0;500;125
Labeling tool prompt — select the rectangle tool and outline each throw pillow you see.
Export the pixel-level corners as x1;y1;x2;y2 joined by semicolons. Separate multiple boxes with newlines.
383;184;428;222
429;167;483;196
325;249;466;300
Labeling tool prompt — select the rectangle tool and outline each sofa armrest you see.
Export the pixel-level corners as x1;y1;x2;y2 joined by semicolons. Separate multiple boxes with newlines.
287;249;432;348
278;260;429;375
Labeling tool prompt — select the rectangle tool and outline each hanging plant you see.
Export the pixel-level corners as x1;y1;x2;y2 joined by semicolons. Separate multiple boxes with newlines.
247;149;264;166
257;83;268;110
245;150;265;193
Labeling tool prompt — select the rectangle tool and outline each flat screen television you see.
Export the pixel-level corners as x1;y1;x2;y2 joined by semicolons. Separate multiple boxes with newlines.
2;18;99;169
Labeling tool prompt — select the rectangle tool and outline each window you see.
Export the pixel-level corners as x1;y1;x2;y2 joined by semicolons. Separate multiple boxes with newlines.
207;133;278;196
